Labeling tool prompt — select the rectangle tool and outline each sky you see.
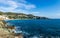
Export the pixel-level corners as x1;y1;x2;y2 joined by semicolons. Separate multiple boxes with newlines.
0;0;60;18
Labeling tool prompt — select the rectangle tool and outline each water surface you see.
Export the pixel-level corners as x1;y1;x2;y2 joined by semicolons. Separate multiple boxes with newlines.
5;19;60;36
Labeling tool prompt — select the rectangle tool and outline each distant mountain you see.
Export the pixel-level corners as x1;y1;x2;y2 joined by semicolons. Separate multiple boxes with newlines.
0;11;49;20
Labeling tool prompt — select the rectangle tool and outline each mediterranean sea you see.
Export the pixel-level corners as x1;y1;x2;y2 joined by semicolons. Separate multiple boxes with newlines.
5;19;60;38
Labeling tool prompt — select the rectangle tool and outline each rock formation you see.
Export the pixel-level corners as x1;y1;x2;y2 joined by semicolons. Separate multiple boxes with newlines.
0;20;15;38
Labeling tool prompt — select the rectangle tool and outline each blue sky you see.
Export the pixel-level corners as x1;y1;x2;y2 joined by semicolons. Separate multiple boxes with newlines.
0;0;60;18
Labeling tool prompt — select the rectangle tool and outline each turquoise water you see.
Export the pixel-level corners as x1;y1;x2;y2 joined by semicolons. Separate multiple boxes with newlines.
5;19;60;37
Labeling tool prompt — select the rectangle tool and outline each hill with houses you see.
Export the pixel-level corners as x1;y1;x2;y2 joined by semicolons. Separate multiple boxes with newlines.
0;11;49;20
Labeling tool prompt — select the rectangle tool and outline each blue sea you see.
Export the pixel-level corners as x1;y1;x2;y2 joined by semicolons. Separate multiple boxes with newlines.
5;19;60;38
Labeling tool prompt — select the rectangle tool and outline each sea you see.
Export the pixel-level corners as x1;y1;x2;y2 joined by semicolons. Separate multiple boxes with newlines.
5;19;60;38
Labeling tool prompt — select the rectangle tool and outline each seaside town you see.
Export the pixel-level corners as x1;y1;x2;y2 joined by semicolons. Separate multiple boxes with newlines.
0;11;48;20
0;11;48;38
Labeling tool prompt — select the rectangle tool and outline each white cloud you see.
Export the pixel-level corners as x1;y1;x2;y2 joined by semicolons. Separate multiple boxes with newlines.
25;4;36;10
0;0;36;12
19;0;27;3
0;0;18;12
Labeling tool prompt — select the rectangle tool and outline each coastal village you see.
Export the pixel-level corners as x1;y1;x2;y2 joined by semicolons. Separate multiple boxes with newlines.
0;11;48;38
0;11;48;20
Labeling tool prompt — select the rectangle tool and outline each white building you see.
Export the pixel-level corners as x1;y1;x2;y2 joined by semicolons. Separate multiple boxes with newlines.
0;15;9;20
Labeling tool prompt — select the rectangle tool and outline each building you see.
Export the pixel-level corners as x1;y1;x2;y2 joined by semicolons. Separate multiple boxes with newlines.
0;15;9;20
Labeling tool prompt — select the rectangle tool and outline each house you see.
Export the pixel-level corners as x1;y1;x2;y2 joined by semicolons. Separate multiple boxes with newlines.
0;15;9;20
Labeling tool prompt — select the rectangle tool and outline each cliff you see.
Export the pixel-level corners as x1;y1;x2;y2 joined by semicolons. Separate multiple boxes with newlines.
0;20;15;38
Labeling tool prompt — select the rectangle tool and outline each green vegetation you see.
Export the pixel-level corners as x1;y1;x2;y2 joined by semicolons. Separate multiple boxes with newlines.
0;11;49;19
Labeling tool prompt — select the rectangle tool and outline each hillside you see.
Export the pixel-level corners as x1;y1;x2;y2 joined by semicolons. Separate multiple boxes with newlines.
0;11;49;20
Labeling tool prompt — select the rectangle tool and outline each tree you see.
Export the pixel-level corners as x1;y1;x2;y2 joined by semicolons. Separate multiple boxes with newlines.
27;14;34;19
0;11;4;15
5;12;16;15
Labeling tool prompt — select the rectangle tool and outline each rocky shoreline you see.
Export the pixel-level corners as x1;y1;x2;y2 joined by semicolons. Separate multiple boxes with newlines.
0;20;12;38
0;20;23;38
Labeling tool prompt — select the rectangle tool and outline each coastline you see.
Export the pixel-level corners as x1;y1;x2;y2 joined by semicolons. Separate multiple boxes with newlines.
0;20;23;38
0;20;12;38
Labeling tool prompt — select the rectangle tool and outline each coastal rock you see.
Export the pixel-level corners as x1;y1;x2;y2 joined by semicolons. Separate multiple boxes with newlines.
0;20;14;38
